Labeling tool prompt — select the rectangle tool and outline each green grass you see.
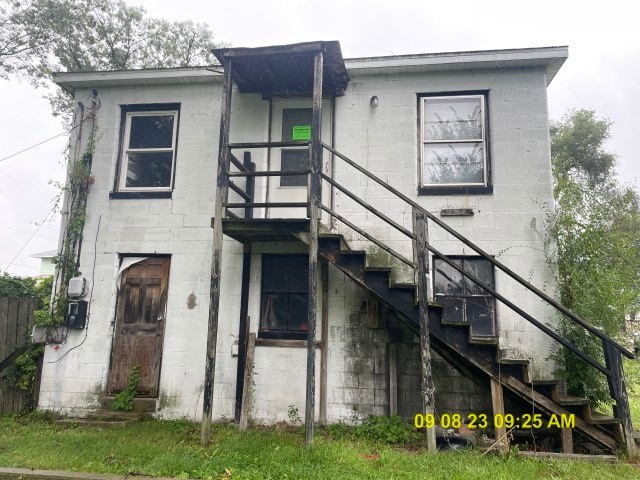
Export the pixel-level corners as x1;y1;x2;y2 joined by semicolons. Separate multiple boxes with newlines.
0;415;638;480
624;358;640;425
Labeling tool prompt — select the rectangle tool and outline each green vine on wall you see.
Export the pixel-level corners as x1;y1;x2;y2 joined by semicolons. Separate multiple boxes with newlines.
48;94;100;327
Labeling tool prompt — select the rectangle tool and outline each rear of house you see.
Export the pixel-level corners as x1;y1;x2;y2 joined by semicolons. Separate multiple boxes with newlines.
35;41;636;454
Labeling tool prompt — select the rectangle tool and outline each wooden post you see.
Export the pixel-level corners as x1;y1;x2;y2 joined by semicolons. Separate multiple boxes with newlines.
305;49;323;445
603;340;636;455
388;343;398;416
561;427;573;454
239;333;256;430
201;57;233;445
490;377;509;454
243;152;255;219
413;207;437;452
319;259;329;425
234;245;252;423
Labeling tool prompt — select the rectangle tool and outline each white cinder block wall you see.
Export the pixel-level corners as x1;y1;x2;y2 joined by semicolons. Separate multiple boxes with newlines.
40;58;559;421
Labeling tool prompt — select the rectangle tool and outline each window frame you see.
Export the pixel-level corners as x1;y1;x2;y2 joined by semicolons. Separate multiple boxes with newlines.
112;103;180;197
432;255;496;337
418;91;492;196
259;254;309;340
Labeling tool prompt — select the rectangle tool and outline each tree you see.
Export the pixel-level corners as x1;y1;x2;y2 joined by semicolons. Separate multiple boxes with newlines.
0;0;50;79
545;109;640;405
1;0;224;118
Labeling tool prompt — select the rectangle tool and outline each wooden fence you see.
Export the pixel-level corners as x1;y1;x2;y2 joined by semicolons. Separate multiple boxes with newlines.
0;296;39;414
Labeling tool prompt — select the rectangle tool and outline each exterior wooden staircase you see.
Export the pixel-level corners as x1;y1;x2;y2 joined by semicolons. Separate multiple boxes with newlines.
215;139;637;455
315;231;625;453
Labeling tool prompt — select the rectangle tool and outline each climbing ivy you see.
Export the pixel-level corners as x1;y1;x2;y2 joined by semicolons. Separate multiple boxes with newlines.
48;98;99;326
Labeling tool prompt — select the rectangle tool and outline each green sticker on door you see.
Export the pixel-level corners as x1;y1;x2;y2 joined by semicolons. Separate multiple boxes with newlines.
292;125;311;141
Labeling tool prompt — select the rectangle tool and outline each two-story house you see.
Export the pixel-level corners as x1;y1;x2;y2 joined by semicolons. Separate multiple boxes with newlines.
38;41;635;454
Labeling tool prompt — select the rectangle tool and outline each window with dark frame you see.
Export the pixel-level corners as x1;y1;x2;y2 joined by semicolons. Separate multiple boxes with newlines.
433;256;496;337
260;254;309;339
117;106;179;193
419;93;490;194
280;108;312;187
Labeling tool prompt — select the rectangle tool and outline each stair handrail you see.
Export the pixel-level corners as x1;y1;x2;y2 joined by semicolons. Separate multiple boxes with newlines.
320;141;633;360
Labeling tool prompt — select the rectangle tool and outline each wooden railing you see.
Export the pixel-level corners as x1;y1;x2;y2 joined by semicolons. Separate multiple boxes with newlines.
214;136;636;452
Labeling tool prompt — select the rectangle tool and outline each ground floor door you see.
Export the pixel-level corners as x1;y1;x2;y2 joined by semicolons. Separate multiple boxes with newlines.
107;257;170;397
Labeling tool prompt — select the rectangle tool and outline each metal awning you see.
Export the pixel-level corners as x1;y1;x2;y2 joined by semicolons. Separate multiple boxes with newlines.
212;41;350;98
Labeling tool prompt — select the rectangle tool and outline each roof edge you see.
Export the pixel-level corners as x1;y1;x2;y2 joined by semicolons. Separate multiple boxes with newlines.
53;67;222;94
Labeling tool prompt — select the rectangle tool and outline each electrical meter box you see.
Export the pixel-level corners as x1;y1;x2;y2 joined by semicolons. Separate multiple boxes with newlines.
68;276;86;297
66;301;88;329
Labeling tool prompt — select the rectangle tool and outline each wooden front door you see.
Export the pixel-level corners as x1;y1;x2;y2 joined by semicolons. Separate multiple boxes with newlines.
107;257;170;397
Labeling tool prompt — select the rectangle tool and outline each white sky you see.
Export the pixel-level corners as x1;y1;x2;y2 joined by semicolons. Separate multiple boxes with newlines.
1;0;639;276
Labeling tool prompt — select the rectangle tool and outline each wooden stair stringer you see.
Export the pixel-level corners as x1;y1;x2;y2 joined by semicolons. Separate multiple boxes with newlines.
503;376;618;451
317;235;619;452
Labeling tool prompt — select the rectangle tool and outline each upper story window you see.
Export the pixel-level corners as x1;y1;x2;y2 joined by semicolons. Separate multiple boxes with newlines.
115;104;179;195
419;93;491;195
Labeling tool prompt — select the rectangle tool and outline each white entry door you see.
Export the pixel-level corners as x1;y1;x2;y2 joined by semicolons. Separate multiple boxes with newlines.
268;99;332;218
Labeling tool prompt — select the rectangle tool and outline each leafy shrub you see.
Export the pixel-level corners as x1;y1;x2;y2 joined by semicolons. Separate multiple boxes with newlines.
327;415;421;444
112;365;141;412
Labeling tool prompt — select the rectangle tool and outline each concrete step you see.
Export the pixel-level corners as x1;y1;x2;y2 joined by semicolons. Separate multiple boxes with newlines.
100;396;157;413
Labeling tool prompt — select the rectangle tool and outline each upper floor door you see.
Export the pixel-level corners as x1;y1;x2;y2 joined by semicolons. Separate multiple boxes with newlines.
267;99;332;219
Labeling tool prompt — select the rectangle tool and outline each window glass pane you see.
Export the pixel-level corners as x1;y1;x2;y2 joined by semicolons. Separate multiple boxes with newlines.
129;114;175;149
434;259;464;295
437;296;466;324
280;150;308;187
288;256;309;291
424;97;482;141
125;152;173;188
288;293;309;331
282;108;312;142
424;142;484;185
466;297;495;336
262;256;290;292
462;258;494;295
261;293;290;331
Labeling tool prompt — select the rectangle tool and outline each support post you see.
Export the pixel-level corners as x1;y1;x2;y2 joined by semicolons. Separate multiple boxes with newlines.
201;57;233;445
388;343;398;416
603;340;636;455
561;427;573;454
319;259;329;425
413;207;437;452
305;49;324;445
234;244;252;423
239;332;256;430
490;377;509;454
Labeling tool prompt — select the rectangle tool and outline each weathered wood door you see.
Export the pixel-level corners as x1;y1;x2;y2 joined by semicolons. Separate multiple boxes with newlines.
107;257;170;397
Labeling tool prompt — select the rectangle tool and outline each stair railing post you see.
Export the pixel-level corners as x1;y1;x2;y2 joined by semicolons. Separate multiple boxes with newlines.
602;339;636;455
412;207;437;452
201;57;233;446
243;152;255;219
305;48;324;445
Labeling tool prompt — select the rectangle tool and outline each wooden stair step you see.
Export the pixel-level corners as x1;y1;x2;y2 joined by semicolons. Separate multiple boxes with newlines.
468;336;499;345
526;379;561;386
497;358;530;365
516;451;618;462
587;412;621;425
364;266;391;272
389;282;416;290
57;418;136;427
555;395;590;406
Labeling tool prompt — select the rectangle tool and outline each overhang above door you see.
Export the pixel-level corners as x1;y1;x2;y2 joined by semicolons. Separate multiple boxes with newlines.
212;41;350;98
